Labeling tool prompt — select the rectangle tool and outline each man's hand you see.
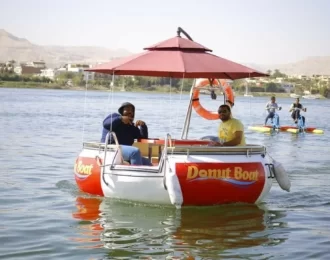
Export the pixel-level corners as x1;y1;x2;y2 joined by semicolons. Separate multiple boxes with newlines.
121;116;133;124
135;120;146;127
208;141;223;146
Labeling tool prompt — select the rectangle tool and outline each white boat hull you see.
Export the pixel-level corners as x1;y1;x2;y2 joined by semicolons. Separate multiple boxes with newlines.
102;171;170;204
74;141;275;207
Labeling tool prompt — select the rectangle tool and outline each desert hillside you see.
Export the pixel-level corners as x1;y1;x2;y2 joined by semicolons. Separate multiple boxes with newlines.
1;29;329;75
265;57;330;76
0;29;132;68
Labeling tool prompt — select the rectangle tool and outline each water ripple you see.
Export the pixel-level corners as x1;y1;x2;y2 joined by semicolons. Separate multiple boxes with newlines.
1;89;330;259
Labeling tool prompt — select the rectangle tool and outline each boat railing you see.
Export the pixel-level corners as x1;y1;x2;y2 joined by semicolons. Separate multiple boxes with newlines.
83;131;119;151
103;132;120;166
162;133;171;182
83;136;267;167
82;132;123;168
166;144;266;156
84;140;265;154
83;142;118;151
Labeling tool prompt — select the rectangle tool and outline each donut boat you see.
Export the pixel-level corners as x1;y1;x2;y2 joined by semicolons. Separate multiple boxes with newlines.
74;77;290;208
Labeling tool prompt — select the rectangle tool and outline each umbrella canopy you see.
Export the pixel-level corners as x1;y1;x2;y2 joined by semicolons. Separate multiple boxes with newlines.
86;29;268;80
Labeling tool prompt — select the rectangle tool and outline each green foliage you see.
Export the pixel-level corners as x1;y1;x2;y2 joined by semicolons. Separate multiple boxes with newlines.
0;67;14;74
55;72;84;86
232;79;245;91
57;72;76;79
319;86;330;97
265;82;278;92
265;82;286;93
271;69;287;78
293;84;304;94
180;78;194;92
0;72;52;83
250;86;265;92
310;88;319;94
1;64;329;98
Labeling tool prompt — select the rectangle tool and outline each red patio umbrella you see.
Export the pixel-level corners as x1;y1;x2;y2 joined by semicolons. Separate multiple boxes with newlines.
86;27;268;80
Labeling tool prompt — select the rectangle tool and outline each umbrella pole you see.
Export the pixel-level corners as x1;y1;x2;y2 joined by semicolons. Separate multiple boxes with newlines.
223;81;226;105
181;78;196;139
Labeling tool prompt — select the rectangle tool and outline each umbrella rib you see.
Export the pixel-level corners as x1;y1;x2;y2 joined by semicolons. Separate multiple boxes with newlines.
224;73;234;80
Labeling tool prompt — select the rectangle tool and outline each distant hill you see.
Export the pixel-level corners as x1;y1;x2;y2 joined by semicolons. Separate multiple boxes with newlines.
245;57;330;76
263;57;330;76
1;29;330;75
0;29;132;68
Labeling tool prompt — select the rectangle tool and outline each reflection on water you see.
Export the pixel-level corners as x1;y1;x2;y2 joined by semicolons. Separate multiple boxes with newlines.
71;197;287;259
71;197;103;249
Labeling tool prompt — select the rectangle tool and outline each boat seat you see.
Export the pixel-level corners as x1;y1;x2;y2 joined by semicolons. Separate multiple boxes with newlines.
133;141;163;159
83;141;159;166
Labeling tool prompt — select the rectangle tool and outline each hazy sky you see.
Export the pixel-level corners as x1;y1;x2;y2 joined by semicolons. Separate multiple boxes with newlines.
1;0;329;65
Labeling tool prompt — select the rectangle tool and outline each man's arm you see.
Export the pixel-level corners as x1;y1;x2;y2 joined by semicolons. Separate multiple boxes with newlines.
134;120;148;139
138;124;148;139
210;130;243;146
223;131;243;146
289;104;294;112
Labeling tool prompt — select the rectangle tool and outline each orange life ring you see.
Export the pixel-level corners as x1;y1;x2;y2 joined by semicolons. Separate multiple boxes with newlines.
192;78;234;120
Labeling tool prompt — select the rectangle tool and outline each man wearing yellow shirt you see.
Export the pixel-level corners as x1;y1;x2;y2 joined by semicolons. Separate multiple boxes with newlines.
209;104;246;146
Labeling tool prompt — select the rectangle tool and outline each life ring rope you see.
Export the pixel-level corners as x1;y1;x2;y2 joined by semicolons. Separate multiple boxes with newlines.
192;78;234;120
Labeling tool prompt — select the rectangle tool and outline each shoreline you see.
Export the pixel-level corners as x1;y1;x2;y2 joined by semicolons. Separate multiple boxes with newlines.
0;82;326;99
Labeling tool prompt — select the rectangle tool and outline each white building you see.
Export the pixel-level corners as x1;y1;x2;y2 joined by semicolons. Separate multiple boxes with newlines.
275;77;284;83
14;66;22;75
246;78;257;84
56;63;94;81
40;68;55;80
25;61;46;69
64;63;91;73
281;82;295;93
297;75;310;80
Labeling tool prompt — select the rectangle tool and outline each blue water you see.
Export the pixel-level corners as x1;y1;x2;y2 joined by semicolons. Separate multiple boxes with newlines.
1;87;330;259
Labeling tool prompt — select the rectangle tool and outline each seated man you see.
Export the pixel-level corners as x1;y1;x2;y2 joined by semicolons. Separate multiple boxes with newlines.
289;98;306;124
209;104;246;146
101;102;151;166
264;96;281;126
